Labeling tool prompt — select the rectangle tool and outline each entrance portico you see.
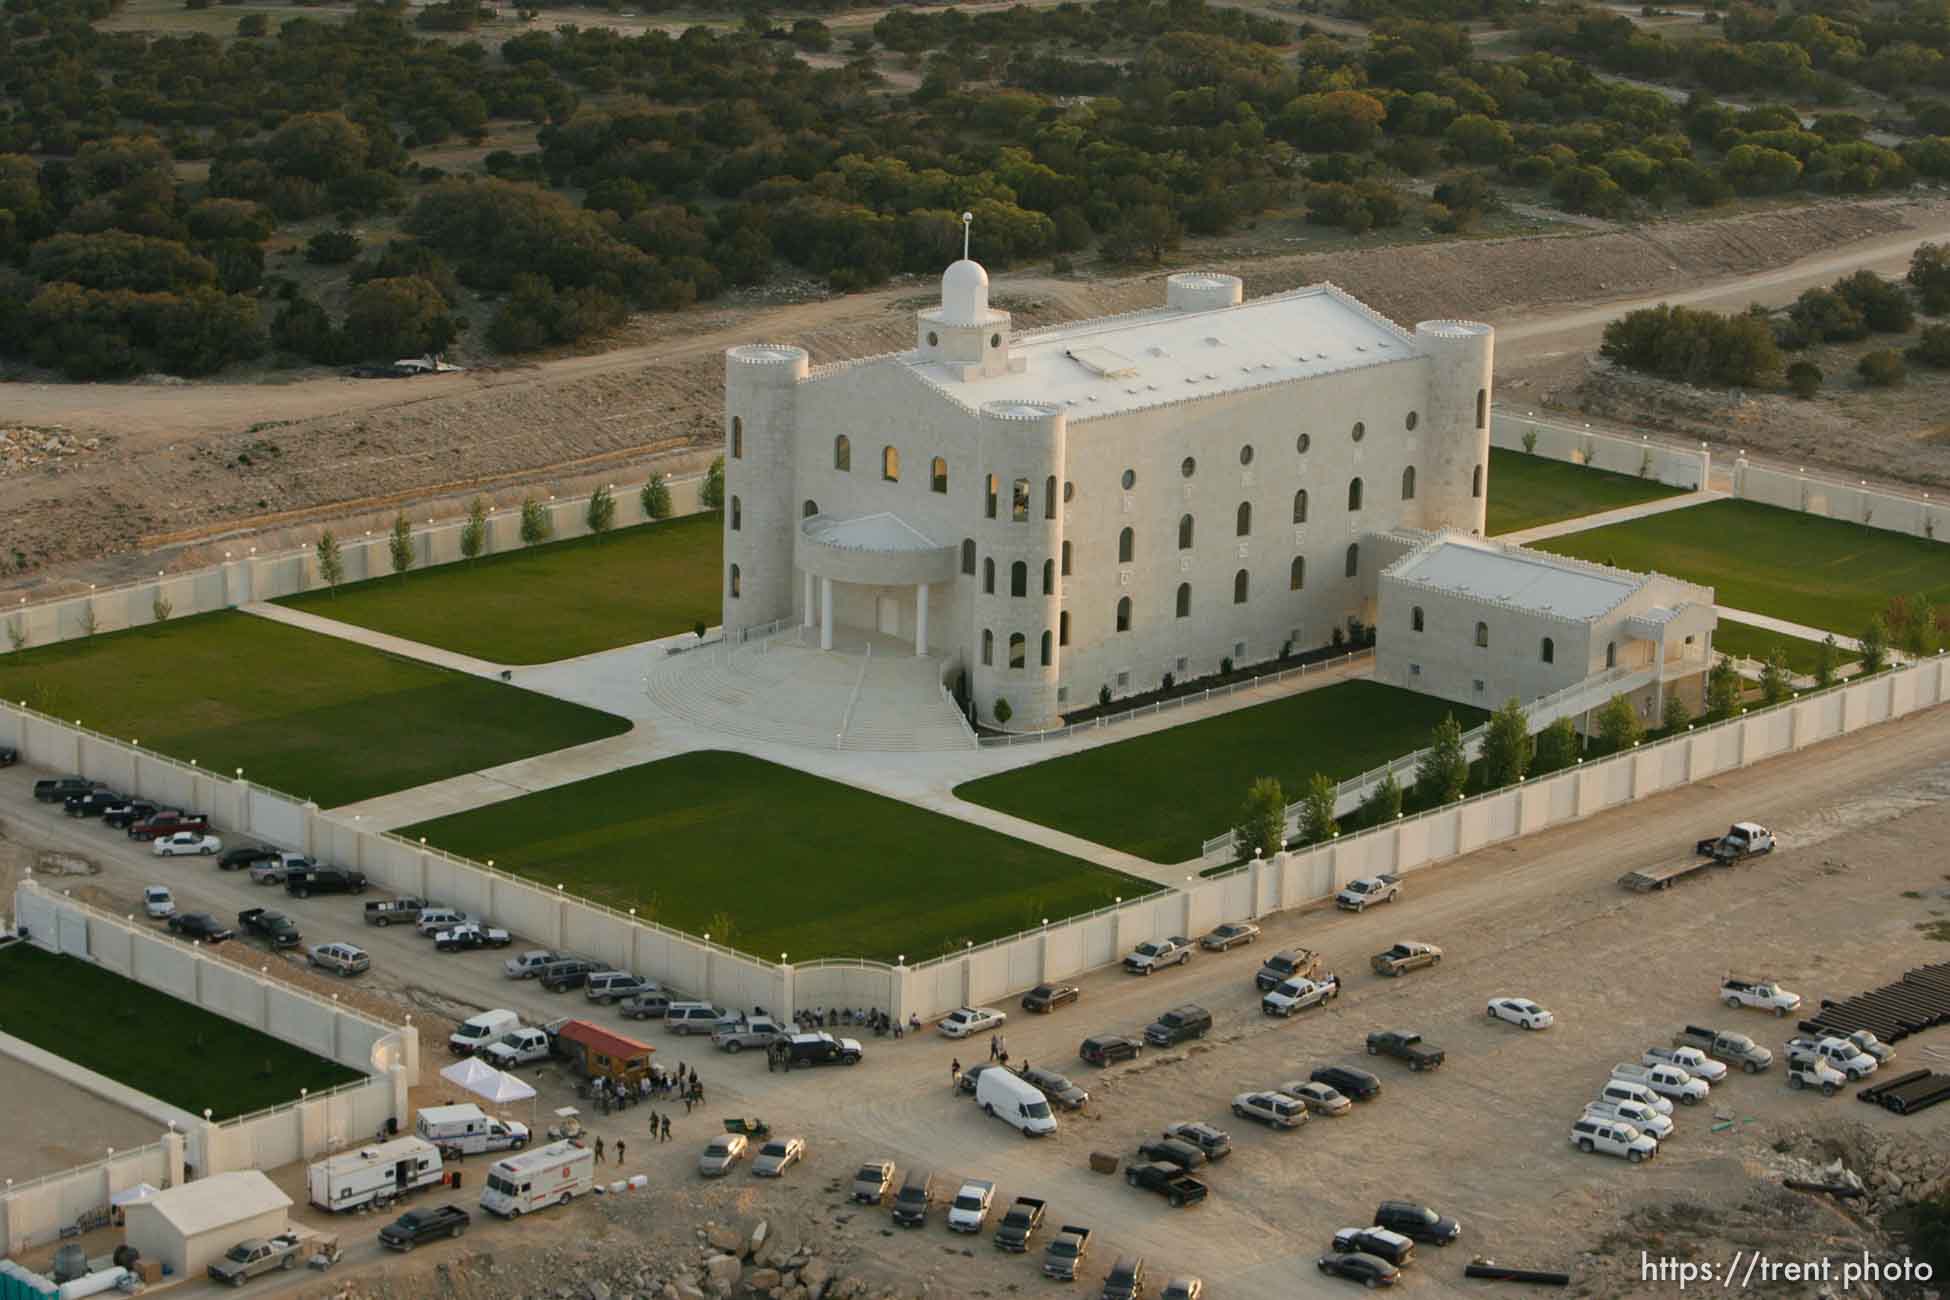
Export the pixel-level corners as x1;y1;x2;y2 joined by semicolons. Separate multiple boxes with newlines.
797;513;957;656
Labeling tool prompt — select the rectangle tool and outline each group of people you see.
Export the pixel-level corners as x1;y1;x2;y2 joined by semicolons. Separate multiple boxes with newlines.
791;1006;923;1037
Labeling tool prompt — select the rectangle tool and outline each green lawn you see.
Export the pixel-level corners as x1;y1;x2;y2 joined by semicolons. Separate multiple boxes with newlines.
1712;618;1853;676
0;942;362;1119
0;611;628;807
1486;448;1689;536
955;681;1486;864
1532;498;1950;636
278;512;722;665
402;751;1156;964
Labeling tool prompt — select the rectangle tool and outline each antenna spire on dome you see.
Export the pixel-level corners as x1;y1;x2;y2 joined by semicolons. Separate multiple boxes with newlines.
962;211;973;261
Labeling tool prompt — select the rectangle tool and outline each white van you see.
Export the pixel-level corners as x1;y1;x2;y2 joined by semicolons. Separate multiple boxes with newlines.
307;1136;444;1212
1595;1078;1675;1116
416;1104;530;1156
975;1067;1058;1137
450;1009;522;1057
480;1140;595;1217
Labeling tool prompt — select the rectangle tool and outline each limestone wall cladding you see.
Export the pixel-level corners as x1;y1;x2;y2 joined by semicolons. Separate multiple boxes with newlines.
1489;412;1710;490
0;1138;180;1255
724;345;812;635
1732;458;1949;543
1413;322;1494;535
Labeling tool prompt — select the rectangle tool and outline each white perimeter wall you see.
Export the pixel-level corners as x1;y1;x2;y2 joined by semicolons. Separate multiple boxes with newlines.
1730;457;1949;544
1490;411;1709;490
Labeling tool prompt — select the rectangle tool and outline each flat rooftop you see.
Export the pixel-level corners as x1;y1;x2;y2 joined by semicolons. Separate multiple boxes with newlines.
1391;540;1642;621
905;285;1419;420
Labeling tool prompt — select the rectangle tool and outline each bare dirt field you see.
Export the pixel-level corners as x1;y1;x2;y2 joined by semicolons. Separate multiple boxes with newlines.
0;1052;167;1183
5;197;1948;603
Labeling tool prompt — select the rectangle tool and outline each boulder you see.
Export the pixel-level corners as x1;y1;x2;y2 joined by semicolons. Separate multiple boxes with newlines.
708;1226;746;1254
749;1221;770;1260
748;1269;782;1292
1089;1152;1120;1175
704;1254;743;1295
801;1257;833;1298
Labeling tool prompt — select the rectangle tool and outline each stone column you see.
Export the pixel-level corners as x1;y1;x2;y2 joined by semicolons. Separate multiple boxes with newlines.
915;582;929;657
820;577;834;652
803;568;814;629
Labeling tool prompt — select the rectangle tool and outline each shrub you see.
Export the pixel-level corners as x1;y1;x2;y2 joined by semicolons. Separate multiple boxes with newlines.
519;496;551;545
1596;694;1643;753
1786;360;1823;397
1533;716;1578;772
1857;349;1905;386
701;456;725;510
1098;684;1112;708
1600;303;1782;388
1220;656;1234;675
1661;693;1690;733
1235;776;1286;859
1833;269;1915;334
1907;323;1950;368
304;229;361;266
1298;772;1338;844
1413;713;1468;805
1481;697;1531;787
640;473;671;520
992;697;1013;726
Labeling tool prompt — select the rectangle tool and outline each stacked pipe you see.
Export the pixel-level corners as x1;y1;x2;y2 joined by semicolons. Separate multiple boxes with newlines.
1796;961;1950;1045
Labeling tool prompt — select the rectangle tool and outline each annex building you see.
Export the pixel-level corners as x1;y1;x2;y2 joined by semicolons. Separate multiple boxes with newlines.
720;257;1495;731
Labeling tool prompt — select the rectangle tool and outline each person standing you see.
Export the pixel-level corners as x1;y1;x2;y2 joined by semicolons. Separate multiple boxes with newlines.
988;1033;999;1061
648;1109;659;1139
593;1136;606;1164
661;1114;672;1142
950;1058;962;1091
615;1140;625;1167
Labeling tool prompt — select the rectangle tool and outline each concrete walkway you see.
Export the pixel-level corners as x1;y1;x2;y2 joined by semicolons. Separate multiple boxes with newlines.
1495;488;1725;545
1717;607;1865;652
240;602;506;677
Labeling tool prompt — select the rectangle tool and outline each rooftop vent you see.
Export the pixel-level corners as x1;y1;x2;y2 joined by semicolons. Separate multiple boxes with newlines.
1066;347;1137;378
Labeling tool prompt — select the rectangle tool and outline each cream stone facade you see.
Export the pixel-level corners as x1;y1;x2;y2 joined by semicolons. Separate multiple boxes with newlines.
721;260;1494;730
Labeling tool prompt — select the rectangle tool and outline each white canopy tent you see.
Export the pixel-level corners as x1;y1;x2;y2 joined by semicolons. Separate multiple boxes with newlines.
438;1057;538;1127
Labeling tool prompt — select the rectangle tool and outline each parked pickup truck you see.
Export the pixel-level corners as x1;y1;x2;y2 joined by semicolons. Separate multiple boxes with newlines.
1610;1062;1709;1105
713;1016;789;1053
207;1232;305;1285
286;867;367;898
33;776;104;803
434;924;513;952
1720;977;1801;1017
1125;1161;1208;1207
103;800;160;829
1043;1225;1092;1280
1366;1030;1445;1072
481;1027;554;1069
1698;822;1775;862
1371;942;1442;977
1254;947;1323;992
1262;973;1340;1017
1336;874;1402;911
129;809;210;842
364;897;439;927
237;907;302;948
947;1178;996;1232
1123;936;1194;975
994;1196;1047;1252
1786;1036;1878;1080
1675;1025;1774;1073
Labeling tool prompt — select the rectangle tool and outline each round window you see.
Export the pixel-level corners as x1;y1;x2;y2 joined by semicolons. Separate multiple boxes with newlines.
926;331;939;347
1297;433;1311;454
990;333;1001;348
1351;421;1366;443
1239;445;1254;466
1121;469;1136;490
1181;457;1196;479
1063;481;1075;503
1405;410;1419;431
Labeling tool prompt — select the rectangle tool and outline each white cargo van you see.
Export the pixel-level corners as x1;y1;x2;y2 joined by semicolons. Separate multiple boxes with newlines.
449;1009;521;1057
415;1103;530;1156
480;1140;595;1217
307;1136;444;1212
975;1067;1058;1137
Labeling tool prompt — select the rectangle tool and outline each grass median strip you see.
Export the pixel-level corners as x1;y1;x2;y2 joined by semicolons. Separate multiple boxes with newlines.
403;750;1157;964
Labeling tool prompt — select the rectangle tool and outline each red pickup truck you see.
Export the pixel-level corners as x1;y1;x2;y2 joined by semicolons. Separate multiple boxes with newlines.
128;810;211;842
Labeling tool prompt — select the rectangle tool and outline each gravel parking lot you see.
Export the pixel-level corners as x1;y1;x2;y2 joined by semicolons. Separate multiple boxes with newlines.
4;705;1949;1299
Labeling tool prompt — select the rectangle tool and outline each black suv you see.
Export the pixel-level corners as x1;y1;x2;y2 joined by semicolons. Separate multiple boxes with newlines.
378;1204;470;1251
285;867;367;898
539;959;605;992
1374;1200;1461;1245
63;790;124;818
1143;1004;1212;1047
1162;1122;1232;1160
1311;1065;1383;1102
1079;1034;1143;1066
1102;1255;1148;1300
1135;1138;1205;1171
220;846;281;872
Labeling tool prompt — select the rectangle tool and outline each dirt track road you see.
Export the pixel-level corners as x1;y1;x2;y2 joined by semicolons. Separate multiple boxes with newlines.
7;701;1949;1298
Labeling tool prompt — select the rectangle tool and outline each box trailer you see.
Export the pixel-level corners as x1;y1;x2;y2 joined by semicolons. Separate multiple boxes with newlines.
307;1137;444;1213
480;1140;596;1218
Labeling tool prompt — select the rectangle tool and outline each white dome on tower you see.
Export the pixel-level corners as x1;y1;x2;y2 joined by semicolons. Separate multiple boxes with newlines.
939;258;990;326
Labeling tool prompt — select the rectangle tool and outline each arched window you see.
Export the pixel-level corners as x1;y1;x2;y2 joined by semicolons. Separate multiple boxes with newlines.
1011;561;1027;598
803;500;818;518
1344;543;1359;578
1233;569;1250;604
1118;527;1134;564
1059;610;1070;646
981;629;993;666
1348;477;1364;512
1472;464;1484;499
1012;478;1030;523
1293;489;1308;524
1401;466;1416;500
1475;621;1489;648
961;538;976;576
1351;421;1365;442
1045;476;1057;518
834;435;850;472
882;446;900;482
1040;629;1052;667
1290;556;1305;591
931;457;948;494
985;474;998;519
731;416;743;459
1009;633;1026;670
1476;387;1488;429
1115;596;1132;632
1541;636;1555;664
1176;583;1191;618
1606;641;1617;669
1061;540;1072;576
728;563;741;598
983;557;995;595
1178;514;1195;549
730;495;741;531
1043;558;1054;595
1236;502;1252;537
1412;606;1425;633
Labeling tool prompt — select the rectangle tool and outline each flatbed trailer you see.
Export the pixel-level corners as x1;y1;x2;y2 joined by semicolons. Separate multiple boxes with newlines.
1617;857;1715;892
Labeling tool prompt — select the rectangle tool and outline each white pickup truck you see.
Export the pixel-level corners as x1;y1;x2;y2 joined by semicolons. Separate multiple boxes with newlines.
1786;1036;1878;1081
1611;1062;1709;1105
1643;1045;1728;1084
1720;977;1801;1017
481;1026;553;1069
1335;874;1402;912
947;1179;996;1233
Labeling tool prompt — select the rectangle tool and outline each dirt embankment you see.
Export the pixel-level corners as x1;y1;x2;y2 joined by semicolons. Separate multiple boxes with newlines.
0;197;1932;599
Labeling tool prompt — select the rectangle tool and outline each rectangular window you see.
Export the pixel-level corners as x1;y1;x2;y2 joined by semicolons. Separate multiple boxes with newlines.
1115;670;1131;689
1233;641;1246;659
1409;663;1421;676
1056;686;1069;703
986;475;998;519
1176;657;1188;675
1473;678;1485;692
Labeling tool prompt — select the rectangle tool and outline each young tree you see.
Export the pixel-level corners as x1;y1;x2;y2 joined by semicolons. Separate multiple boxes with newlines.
151;592;174;623
1533;716;1579;773
1901;595;1941;656
460;495;487;563
1859;613;1889;673
388;510;415;577
1481;697;1532;788
1707;658;1742;716
701;455;725;510
1813;634;1838;688
1596;694;1643;752
586;483;616;541
1234;777;1286;861
640;473;672;520
1759;648;1791;704
77;602;99;637
1414;713;1469;805
992;697;1013;726
1359;770;1404;824
1299;772;1338;845
520;496;552;545
315;530;344;597
1661;693;1691;734
1786;360;1823;397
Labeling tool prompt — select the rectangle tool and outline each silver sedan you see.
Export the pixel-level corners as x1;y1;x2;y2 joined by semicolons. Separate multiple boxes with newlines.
751;1136;806;1177
698;1134;747;1178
